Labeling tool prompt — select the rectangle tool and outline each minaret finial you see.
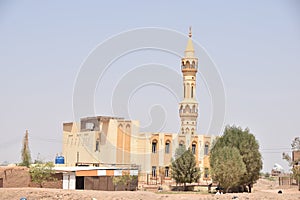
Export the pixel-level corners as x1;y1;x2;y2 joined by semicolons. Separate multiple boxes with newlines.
189;26;192;38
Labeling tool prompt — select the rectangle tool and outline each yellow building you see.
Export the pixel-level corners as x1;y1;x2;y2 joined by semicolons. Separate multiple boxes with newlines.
62;29;216;183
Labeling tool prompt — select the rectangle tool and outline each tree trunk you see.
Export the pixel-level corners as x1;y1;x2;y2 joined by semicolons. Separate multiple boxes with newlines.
248;184;252;193
184;182;187;191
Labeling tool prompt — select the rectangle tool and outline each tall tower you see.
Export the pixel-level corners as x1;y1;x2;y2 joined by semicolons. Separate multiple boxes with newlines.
179;27;198;139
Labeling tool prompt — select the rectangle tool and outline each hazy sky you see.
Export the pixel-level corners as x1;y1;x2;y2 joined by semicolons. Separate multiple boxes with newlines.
0;0;299;172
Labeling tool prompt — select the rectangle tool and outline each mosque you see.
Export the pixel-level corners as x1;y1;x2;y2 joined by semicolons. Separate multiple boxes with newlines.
62;29;216;183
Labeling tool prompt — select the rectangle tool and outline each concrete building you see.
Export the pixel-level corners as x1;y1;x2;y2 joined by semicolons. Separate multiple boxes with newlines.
62;29;216;183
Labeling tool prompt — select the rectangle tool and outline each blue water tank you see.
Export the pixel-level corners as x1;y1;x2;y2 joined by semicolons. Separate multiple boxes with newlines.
55;156;65;164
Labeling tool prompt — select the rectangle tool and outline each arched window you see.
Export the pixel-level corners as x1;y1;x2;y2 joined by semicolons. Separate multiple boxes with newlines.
185;128;190;134
185;105;191;113
191;128;195;135
204;143;209;155
183;83;186;98
186;61;190;68
179;140;184;147
192;61;196;68
125;124;130;134
152;140;157;153
165;140;170;154
192;105;196;113
179;105;183;114
192;143;196;154
187;83;190;98
191;86;194;98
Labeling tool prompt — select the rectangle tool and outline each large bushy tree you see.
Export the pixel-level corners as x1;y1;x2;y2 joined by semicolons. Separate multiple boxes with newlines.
171;146;200;191
210;146;246;191
210;125;262;192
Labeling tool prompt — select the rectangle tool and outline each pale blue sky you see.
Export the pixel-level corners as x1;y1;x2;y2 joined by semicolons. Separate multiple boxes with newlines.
0;0;299;172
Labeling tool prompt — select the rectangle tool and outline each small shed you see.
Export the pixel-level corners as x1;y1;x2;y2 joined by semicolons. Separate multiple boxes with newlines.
54;166;138;191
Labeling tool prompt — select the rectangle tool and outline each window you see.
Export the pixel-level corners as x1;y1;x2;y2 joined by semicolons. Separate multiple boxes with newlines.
152;166;157;177
165;167;169;177
191;86;194;98
165;141;170;154
85;122;95;130
95;141;99;151
184;84;186;98
179;141;184;148
152;140;157;153
192;143;196;154
204;143;209;155
204;168;209;178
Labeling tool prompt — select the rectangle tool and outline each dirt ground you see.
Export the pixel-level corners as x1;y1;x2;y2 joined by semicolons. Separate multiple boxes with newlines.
0;187;299;200
0;179;299;200
0;167;299;200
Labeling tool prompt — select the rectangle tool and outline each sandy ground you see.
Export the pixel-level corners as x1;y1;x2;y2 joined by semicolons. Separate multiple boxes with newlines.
0;179;299;200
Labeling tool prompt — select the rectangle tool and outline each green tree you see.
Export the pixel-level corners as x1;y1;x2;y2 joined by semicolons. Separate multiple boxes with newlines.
20;130;31;167
29;162;56;187
113;174;137;191
171;147;200;191
210;125;262;193
292;137;300;151
210;146;246;191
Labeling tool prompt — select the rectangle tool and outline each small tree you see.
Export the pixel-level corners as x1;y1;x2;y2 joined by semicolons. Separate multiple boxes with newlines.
29;162;56;187
20;130;31;167
171;148;200;191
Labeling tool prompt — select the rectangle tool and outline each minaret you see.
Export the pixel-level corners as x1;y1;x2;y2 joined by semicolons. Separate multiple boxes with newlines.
179;27;198;141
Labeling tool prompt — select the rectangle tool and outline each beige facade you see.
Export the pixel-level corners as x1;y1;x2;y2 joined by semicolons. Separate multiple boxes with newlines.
62;116;140;167
62;29;216;183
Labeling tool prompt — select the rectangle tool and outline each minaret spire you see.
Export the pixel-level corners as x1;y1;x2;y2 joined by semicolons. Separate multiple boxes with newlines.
189;26;192;38
185;27;195;58
179;28;199;140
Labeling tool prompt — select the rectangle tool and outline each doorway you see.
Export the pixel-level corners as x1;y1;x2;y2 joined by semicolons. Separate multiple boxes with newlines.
76;176;84;189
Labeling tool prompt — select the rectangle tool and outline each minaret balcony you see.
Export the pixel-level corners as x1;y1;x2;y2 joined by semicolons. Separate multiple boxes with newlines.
180;112;198;118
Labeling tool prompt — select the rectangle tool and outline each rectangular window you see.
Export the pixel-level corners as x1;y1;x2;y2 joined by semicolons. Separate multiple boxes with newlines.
152;166;156;177
95;141;99;151
165;166;169;177
204;167;209;178
165;142;170;154
152;141;157;153
204;144;209;155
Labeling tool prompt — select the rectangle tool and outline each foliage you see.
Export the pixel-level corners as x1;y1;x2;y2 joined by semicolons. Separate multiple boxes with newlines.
264;172;270;178
113;174;137;190
174;144;186;159
210;146;246;191
29;162;56;187
20;131;31;167
171;148;200;191
292;137;300;151
210;125;262;192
